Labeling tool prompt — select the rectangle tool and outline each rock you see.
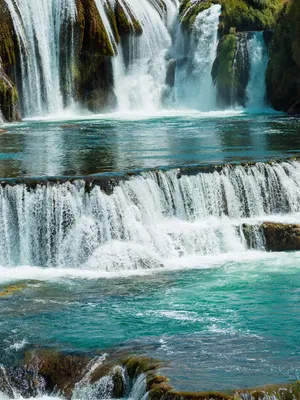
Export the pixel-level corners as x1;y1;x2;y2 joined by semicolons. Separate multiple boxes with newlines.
212;32;252;107
266;0;300;112
0;0;18;67
243;222;300;252
0;283;28;297
263;29;273;46
25;350;90;398
166;59;177;88
0;128;7;133
219;0;284;35
288;100;300;116
0;69;21;122
262;222;300;252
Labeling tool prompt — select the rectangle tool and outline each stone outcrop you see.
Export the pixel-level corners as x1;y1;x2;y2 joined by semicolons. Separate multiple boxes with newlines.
179;0;284;34
0;0;21;122
243;222;300;252
2;350;300;400
73;0;145;112
266;0;300;112
212;31;251;107
0;68;20;122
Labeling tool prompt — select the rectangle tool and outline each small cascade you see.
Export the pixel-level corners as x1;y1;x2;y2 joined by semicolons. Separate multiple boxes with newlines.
171;4;221;110
230;32;251;107
112;0;176;112
0;160;300;270
246;31;269;109
4;0;77;116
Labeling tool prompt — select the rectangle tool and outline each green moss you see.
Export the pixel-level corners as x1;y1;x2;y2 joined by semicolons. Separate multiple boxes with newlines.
266;0;300;111
179;0;215;31
211;33;237;105
0;0;18;67
114;1;143;35
76;0;115;57
220;0;284;34
179;0;284;33
0;72;19;122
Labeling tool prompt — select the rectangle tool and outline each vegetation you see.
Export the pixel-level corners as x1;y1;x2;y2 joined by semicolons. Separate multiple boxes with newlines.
179;0;284;34
266;0;300;112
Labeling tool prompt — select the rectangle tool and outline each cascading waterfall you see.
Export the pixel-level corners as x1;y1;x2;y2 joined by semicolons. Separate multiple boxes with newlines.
246;31;269;109
170;4;221;110
1;0;273;116
111;0;177;112
1;160;300;270
4;0;77;116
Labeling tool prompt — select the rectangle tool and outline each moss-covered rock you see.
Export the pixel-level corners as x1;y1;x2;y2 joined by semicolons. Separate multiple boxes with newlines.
0;0;21;121
211;33;237;105
266;0;300;112
179;0;284;34
0;0;18;68
243;222;300;252
0;69;20;122
25;350;90;398
114;0;143;36
179;0;216;31
219;0;284;35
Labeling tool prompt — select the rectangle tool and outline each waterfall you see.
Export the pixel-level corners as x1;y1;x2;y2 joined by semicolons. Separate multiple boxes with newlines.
111;0;176;112
1;160;300;271
4;0;77;117
246;32;268;109
171;4;221;110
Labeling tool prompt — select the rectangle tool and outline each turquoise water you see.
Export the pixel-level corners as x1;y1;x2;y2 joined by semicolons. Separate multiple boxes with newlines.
1;252;300;391
1;111;300;394
1;111;300;178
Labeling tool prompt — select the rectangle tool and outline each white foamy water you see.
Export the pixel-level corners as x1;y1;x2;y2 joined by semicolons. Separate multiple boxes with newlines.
0;161;300;278
246;32;269;109
4;0;77;116
172;4;221;110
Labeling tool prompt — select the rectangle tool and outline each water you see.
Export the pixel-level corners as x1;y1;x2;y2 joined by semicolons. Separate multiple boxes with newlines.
112;0;175;112
1;111;300;178
246;32;269;109
171;5;221;110
0;2;299;397
3;1;270;117
0;111;300;395
4;0;77;116
1;158;300;268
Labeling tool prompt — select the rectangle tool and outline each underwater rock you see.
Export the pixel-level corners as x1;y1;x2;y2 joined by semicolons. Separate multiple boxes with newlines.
266;0;300;112
0;283;28;297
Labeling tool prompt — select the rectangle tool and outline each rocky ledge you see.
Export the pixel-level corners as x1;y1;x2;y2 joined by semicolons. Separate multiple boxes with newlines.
243;222;300;252
1;350;300;400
